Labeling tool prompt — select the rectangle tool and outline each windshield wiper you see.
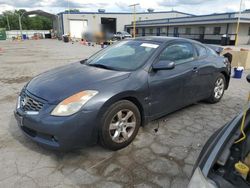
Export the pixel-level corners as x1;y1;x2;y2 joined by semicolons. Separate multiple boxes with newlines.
87;64;115;70
80;59;87;64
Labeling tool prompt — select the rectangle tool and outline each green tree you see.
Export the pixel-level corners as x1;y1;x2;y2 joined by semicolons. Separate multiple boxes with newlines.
0;9;52;30
0;11;19;30
65;9;80;13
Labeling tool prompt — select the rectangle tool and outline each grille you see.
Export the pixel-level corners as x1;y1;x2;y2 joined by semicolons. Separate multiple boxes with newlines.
20;91;44;112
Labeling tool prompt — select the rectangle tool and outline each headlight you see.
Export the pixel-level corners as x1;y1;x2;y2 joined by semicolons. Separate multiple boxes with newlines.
16;96;21;109
51;90;98;116
188;168;217;188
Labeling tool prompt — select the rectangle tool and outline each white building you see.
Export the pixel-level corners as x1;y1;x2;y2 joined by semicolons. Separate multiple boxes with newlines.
125;10;250;45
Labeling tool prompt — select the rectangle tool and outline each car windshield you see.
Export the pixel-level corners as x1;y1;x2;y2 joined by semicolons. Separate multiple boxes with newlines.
86;40;159;71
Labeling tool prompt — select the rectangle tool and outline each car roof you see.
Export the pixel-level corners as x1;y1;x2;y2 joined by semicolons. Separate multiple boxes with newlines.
135;36;202;45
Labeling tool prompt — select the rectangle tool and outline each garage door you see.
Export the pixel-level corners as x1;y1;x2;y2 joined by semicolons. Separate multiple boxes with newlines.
69;20;87;39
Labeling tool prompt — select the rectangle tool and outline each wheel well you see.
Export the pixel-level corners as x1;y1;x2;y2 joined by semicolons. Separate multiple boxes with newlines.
221;71;229;89
122;97;145;126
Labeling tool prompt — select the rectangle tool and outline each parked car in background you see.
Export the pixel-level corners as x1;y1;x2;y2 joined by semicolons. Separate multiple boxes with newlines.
189;75;250;188
14;37;231;151
113;31;132;40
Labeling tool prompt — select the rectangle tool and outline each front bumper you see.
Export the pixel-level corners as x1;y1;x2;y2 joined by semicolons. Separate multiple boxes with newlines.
14;107;100;151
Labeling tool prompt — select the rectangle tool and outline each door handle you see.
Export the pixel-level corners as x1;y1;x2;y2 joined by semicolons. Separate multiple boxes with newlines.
192;67;198;73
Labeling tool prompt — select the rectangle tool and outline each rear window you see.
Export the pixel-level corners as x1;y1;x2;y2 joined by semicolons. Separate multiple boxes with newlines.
194;44;207;58
207;48;219;56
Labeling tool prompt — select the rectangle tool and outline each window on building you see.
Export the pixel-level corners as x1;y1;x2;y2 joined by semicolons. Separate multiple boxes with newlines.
161;27;166;33
127;28;130;34
174;27;179;37
194;44;207;57
157;28;160;36
142;28;145;36
185;28;191;35
213;27;221;35
150;28;153;35
248;27;250;35
159;43;195;64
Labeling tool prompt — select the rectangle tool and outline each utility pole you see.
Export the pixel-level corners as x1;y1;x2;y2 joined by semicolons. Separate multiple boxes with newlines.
129;3;140;38
6;15;10;30
14;11;26;39
235;0;244;46
19;15;22;37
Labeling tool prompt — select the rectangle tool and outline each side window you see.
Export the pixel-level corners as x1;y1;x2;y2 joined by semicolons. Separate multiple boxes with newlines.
159;43;194;64
194;44;207;58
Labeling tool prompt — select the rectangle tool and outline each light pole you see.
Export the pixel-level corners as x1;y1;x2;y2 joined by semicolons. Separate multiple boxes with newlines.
129;3;140;38
14;11;26;39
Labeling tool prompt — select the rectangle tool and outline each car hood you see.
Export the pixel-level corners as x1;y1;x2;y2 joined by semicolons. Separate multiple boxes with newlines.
26;62;130;104
192;107;250;177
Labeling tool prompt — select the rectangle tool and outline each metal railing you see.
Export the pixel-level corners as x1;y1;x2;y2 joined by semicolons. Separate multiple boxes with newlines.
134;32;237;45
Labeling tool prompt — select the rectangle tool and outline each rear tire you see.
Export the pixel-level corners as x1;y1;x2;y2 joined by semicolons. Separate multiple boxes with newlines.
206;73;226;103
99;100;141;150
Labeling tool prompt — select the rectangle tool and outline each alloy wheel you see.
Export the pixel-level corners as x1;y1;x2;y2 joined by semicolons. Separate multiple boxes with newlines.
214;78;225;99
109;109;136;143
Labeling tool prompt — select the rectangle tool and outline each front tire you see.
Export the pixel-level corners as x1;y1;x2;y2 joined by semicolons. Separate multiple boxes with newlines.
207;73;226;103
99;100;141;150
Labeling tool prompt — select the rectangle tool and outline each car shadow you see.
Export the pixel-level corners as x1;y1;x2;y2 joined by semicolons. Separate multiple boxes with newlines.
8;114;114;152
8;114;117;168
7;101;208;156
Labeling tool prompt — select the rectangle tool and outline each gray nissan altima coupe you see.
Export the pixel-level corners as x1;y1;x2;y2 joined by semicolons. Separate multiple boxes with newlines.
14;37;231;151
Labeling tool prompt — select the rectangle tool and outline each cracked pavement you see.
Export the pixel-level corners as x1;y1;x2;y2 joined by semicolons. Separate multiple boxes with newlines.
0;40;249;187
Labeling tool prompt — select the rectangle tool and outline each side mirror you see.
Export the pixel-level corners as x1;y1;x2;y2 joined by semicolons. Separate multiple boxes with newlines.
152;60;175;71
80;59;87;64
247;74;250;83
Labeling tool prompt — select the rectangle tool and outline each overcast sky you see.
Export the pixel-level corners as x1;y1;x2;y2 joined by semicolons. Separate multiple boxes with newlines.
0;0;250;15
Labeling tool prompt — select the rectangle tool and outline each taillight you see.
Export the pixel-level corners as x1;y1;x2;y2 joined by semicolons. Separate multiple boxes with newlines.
223;58;229;65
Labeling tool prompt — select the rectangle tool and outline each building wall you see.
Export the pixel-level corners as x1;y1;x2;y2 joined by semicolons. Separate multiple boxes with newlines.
230;23;250;44
125;10;250;45
134;23;250;45
59;11;189;36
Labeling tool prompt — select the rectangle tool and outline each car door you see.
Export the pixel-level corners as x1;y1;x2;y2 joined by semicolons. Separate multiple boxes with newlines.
148;42;198;118
191;43;217;100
